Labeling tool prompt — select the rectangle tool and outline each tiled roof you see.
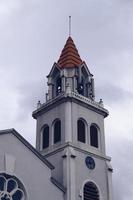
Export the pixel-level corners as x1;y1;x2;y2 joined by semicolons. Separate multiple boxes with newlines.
57;36;83;68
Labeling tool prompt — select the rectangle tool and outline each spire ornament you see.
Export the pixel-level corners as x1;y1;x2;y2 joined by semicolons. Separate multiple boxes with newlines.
69;16;71;37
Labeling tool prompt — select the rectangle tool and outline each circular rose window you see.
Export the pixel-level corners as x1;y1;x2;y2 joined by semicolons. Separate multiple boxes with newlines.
0;174;25;200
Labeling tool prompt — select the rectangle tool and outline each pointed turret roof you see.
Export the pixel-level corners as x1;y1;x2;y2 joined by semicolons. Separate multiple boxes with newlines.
57;36;83;69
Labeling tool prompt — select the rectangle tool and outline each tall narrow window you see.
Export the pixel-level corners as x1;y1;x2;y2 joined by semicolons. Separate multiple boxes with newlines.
56;77;61;96
42;126;49;149
84;182;99;200
77;120;85;143
54;120;61;143
77;78;84;95
90;125;98;148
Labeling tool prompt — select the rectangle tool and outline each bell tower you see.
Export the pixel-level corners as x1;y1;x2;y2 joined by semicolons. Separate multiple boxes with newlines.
32;36;113;200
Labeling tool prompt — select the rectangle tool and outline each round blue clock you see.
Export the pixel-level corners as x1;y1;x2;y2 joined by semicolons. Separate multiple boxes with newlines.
85;156;95;169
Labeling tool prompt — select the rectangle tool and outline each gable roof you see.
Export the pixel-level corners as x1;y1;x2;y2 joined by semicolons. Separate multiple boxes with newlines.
57;36;83;68
0;128;54;170
47;62;61;78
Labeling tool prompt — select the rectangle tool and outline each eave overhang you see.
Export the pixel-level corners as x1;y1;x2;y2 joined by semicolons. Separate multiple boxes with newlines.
0;129;54;170
32;92;109;119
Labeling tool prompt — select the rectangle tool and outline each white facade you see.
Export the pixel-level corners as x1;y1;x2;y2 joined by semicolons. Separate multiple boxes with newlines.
33;37;113;200
0;129;64;200
0;36;113;200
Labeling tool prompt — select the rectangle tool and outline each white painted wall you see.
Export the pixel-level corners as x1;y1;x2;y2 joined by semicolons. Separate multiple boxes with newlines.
0;133;64;200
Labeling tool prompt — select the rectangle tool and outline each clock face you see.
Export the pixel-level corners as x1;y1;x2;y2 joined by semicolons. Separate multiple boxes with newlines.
85;156;95;169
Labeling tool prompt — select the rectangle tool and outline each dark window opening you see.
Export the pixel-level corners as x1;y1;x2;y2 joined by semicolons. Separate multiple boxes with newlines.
56;78;61;96
77;120;85;143
7;179;17;193
85;84;88;97
90;125;98;148
77;83;84;95
43;126;49;149
77;77;84;95
0;174;25;200
12;190;23;200
54;120;61;143
84;182;99;200
0;176;5;191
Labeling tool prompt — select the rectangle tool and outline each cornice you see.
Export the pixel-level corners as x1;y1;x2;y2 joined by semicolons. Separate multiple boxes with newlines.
41;142;111;162
32;92;109;119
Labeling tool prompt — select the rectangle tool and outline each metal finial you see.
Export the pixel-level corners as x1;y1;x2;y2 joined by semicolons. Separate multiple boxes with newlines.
69;16;71;36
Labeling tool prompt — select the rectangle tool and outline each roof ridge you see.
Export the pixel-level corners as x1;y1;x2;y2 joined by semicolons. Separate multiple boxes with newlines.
0;128;54;170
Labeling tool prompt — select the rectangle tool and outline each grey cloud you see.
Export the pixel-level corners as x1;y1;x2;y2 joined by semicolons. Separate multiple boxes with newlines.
96;84;133;104
15;80;46;121
0;1;132;199
108;136;133;200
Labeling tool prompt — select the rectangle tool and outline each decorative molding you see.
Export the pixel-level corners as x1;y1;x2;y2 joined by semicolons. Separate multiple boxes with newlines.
32;91;109;119
43;142;111;161
62;147;76;158
4;153;15;173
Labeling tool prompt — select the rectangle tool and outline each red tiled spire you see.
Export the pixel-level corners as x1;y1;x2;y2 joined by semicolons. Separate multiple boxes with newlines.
57;36;83;69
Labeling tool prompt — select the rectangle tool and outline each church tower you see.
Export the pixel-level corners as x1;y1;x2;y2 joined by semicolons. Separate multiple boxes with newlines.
32;36;113;200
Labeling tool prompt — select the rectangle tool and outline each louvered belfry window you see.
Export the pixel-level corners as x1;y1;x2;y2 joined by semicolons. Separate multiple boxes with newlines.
84;182;99;200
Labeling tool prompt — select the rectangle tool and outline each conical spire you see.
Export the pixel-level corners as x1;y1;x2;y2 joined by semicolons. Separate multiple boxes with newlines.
57;36;83;69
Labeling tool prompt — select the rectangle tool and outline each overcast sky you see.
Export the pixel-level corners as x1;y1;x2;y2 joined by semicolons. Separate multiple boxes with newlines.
0;0;133;199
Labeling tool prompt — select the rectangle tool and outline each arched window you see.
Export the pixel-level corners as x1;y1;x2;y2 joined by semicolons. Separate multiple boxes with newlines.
84;182;99;200
77;119;85;143
90;125;98;148
54;120;61;143
42;125;49;149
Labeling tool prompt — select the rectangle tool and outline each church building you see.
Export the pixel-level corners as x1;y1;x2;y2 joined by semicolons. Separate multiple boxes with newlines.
0;36;113;200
